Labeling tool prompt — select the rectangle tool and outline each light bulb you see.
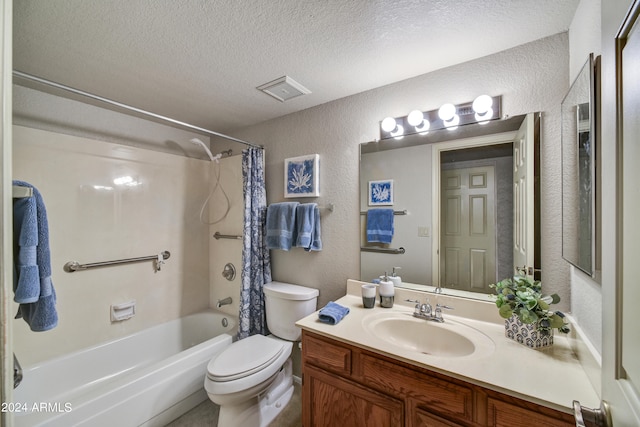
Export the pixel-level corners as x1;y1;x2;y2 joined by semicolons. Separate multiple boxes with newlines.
407;110;424;126
472;95;492;114
475;107;494;124
415;119;430;135
438;103;456;121
381;117;397;133
444;114;460;131
390;124;404;140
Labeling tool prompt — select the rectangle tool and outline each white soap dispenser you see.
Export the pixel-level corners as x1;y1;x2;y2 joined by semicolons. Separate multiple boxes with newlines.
379;272;395;308
389;266;402;286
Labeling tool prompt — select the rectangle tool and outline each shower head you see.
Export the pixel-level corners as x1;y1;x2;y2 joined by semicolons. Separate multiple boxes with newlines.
189;138;220;162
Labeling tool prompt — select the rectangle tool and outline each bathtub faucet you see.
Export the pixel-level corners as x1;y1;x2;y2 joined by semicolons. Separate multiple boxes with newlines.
217;297;233;308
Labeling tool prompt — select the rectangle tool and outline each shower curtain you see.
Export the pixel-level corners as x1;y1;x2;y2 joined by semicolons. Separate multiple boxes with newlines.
238;148;272;339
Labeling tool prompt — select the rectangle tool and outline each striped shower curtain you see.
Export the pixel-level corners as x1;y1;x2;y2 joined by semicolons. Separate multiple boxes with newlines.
238;147;272;339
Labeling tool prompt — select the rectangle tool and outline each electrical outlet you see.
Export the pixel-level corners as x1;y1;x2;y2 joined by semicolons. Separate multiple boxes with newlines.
418;226;430;237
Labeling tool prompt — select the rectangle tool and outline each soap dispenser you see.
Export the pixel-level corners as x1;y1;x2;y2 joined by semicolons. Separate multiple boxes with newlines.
379;272;395;308
389;267;402;286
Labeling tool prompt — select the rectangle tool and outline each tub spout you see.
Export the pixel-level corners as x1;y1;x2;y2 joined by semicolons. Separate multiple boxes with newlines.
217;297;233;308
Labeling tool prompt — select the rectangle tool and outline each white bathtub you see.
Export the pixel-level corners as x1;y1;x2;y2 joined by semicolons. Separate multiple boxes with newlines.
12;310;235;427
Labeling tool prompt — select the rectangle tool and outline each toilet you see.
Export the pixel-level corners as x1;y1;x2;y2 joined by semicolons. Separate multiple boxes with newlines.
204;281;319;427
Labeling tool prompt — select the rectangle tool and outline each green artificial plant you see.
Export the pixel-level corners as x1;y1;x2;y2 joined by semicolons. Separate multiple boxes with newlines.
490;275;570;335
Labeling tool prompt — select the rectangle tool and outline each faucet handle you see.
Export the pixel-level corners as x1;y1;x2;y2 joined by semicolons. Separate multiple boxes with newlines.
434;303;453;320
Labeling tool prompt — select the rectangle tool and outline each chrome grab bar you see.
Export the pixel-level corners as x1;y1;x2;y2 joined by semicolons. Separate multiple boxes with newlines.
213;232;242;240
64;251;170;273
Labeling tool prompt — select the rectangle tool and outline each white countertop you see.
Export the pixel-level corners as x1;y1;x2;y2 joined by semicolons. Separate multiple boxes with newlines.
296;281;600;414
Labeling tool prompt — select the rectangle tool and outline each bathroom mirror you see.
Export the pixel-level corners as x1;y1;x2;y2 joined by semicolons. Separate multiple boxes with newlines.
360;113;540;299
561;53;598;277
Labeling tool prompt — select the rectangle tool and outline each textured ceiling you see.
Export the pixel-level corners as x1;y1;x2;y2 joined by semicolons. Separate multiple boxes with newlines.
13;0;579;135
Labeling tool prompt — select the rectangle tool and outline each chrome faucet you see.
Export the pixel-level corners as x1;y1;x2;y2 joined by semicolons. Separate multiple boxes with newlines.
406;298;453;323
216;297;233;308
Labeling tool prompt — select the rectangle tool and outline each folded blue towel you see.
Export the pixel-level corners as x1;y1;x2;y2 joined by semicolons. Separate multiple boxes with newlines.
266;202;299;251
318;301;350;325
12;180;58;332
295;203;322;252
366;208;394;244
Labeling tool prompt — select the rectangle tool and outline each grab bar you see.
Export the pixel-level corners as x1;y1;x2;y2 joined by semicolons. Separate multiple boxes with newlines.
360;246;406;254
360;210;407;215
64;251;170;273
213;232;242;240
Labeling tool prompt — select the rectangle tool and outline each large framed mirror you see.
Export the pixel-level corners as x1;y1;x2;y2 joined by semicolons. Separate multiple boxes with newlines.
360;113;541;300
561;53;599;277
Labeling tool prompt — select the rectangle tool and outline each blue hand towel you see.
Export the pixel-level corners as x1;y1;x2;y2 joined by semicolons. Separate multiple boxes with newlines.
318;301;350;325
295;203;322;252
366;208;394;244
266;202;299;251
12;180;58;332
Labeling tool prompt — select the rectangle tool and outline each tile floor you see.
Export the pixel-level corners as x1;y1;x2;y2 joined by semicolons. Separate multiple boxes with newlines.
166;382;301;427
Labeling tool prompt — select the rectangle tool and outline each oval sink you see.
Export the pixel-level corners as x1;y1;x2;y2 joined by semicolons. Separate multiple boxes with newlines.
363;312;495;358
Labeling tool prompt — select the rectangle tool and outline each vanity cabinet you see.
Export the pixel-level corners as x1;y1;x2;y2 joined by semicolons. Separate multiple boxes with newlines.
301;331;575;427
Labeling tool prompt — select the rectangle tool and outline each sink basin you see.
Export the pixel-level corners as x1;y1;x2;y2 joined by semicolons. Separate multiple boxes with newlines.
363;312;495;358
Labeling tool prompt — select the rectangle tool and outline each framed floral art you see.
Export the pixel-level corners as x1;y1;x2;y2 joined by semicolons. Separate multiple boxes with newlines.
284;154;320;198
368;179;393;206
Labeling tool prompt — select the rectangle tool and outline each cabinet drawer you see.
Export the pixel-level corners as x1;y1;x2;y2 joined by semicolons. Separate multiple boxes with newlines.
361;353;473;422
303;332;352;375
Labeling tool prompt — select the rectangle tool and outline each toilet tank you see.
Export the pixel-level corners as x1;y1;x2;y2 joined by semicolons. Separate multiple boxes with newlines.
263;281;319;341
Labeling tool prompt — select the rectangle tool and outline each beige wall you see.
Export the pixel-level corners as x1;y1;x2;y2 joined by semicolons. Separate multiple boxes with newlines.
12;125;212;365
234;33;572;311
568;0;603;354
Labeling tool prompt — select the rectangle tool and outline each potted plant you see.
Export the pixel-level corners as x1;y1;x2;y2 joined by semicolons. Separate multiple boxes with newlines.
490;275;569;348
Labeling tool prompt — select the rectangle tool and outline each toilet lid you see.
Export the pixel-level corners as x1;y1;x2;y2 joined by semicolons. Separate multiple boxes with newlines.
207;334;285;382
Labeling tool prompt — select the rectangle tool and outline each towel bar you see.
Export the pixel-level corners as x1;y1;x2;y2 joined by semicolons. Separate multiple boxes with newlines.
360;209;407;215
12;185;33;198
64;251;170;272
360;246;406;254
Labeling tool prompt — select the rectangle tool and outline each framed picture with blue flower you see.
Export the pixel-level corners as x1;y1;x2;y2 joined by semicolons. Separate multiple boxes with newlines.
284;154;320;198
368;179;394;206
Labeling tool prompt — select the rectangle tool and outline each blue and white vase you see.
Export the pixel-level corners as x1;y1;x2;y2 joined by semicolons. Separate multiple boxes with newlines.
505;315;554;349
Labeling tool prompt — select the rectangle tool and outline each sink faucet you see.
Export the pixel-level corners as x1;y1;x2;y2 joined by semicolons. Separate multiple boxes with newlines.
406;298;453;323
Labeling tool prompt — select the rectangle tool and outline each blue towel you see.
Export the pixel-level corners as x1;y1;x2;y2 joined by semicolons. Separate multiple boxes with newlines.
295;203;322;252
366;208;394;244
318;301;350;325
266;202;299;251
12;180;58;332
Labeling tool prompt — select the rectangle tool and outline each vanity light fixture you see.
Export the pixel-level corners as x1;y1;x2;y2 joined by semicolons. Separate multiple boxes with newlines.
379;95;501;140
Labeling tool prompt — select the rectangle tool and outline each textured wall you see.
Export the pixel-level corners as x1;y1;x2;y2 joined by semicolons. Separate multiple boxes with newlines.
235;33;572;310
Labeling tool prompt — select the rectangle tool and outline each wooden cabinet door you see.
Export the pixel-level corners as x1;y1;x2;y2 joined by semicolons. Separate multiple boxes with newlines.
487;398;573;427
413;406;468;427
304;364;403;427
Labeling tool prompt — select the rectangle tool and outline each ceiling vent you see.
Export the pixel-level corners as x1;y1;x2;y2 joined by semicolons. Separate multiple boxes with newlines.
257;75;311;102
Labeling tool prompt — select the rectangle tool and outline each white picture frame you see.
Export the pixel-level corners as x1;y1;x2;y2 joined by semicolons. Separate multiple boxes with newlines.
368;179;394;206
284;154;320;198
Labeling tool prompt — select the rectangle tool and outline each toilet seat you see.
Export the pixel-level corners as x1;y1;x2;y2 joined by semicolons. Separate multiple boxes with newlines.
207;335;285;381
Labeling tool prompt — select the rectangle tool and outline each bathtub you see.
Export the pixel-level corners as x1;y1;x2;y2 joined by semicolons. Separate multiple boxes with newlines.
12;310;235;427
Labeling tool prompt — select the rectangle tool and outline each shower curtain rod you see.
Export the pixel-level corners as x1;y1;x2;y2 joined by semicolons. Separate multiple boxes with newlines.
12;70;263;149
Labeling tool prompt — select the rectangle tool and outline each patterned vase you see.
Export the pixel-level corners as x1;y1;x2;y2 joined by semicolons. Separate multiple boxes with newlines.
504;315;554;349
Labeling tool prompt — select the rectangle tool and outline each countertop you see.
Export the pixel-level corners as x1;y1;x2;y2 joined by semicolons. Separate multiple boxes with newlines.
296;280;600;414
